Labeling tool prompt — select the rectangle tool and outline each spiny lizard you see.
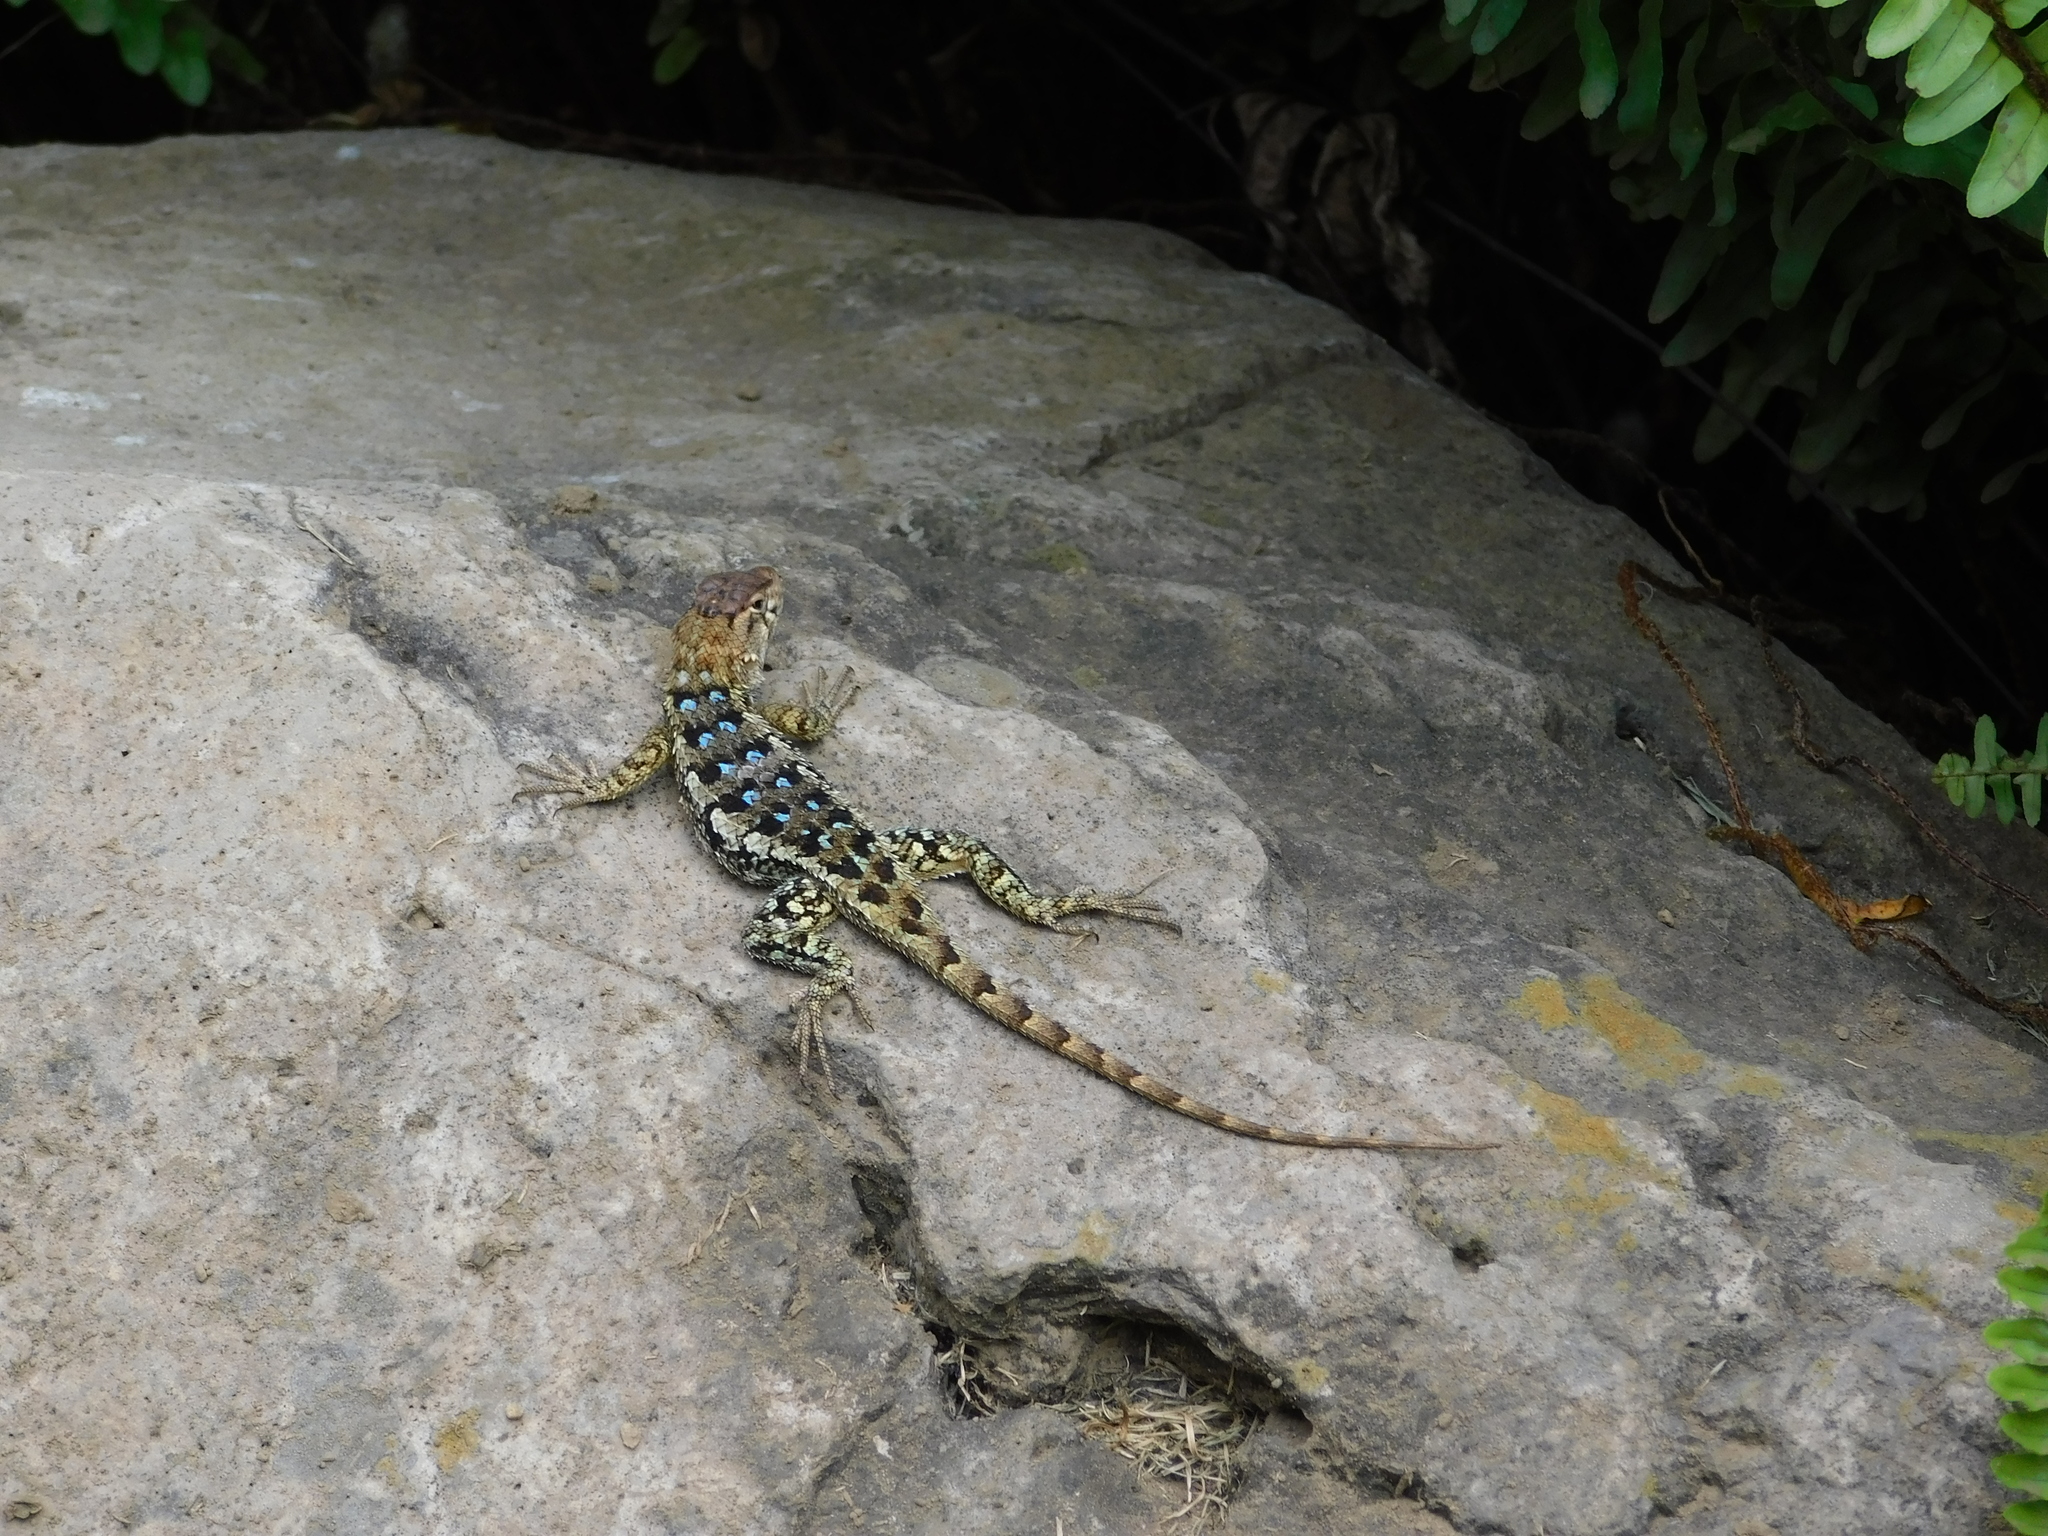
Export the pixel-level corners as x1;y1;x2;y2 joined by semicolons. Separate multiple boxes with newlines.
519;565;1494;1152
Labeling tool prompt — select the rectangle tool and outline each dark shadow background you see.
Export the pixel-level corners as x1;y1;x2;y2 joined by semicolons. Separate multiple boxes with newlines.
3;0;2042;760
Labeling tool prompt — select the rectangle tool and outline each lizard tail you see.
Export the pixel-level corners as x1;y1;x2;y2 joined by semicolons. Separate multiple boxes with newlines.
893;925;1495;1152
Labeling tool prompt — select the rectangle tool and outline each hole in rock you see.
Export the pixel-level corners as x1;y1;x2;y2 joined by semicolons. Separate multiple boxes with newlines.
851;1163;1281;1519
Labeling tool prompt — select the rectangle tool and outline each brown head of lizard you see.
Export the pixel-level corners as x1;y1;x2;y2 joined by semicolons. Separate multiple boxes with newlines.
671;564;782;691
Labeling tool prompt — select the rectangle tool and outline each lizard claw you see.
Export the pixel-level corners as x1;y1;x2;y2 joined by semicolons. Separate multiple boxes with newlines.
514;754;606;805
1063;888;1182;939
791;982;877;1089
763;667;862;744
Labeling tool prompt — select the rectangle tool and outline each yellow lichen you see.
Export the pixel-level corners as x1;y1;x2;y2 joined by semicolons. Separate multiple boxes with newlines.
1724;1065;1786;1099
1521;1084;1628;1163
1574;975;1705;1082
1912;1128;2048;1197
1510;976;1575;1029
1289;1359;1330;1394
1510;974;1703;1082
430;1408;482;1473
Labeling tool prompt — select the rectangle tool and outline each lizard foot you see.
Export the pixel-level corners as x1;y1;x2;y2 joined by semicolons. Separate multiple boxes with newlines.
514;754;611;806
790;980;876;1088
1052;885;1182;939
762;667;862;744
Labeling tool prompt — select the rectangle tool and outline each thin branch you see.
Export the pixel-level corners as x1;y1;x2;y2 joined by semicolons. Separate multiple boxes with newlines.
1431;201;2026;717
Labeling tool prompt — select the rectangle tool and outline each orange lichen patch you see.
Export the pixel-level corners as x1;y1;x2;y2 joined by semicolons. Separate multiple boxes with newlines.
1511;976;1575;1029
1249;969;1293;996
2003;1201;2045;1228
1913;1128;2048;1197
1511;974;1705;1083
1521;1084;1627;1163
1724;1065;1787;1100
1576;976;1705;1082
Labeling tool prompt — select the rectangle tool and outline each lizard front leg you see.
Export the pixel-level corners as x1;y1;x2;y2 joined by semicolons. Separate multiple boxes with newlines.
875;828;1181;938
515;719;671;806
745;874;874;1082
759;667;860;744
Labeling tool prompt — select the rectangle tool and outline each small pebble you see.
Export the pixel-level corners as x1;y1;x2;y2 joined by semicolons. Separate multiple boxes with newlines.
620;1422;643;1450
1834;1024;1852;1041
1656;909;1676;927
504;1403;523;1421
734;382;762;401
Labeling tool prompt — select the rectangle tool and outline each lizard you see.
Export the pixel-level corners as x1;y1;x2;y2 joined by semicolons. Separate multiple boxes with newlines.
518;564;1495;1152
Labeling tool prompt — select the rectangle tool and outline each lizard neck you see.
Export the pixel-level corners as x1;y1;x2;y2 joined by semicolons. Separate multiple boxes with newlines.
669;669;754;711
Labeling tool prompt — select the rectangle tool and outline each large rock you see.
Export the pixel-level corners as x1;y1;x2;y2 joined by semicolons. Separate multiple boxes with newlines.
2;131;2044;1534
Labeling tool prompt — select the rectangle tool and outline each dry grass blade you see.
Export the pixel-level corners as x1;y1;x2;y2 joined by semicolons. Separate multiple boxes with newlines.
1058;1363;1255;1524
932;1335;1004;1418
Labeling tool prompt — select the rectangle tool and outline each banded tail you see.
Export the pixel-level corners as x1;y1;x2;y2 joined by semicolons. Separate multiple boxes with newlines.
879;922;1497;1152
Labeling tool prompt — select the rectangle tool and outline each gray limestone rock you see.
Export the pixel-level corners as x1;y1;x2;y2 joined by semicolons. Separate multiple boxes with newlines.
2;131;2045;1534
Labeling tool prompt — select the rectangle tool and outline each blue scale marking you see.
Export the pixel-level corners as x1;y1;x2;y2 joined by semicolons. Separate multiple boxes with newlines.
742;790;760;805
709;690;726;702
774;776;791;788
718;720;738;734
696;732;715;748
718;762;735;776
774;812;791;823
678;697;698;711
819;834;832;848
805;799;820;810
745;749;764;762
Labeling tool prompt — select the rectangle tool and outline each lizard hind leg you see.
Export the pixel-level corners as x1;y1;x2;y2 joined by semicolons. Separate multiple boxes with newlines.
744;875;873;1085
875;829;1182;939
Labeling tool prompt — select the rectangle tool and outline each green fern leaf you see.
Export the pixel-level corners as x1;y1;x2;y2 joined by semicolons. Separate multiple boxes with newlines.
1921;368;2003;446
1576;0;1619;117
1868;0;1957;59
157;11;209;105
1668;23;1709;175
1828;271;1876;362
1773;160;1874;309
1522;48;1586;137
1664;243;1771;366
112;0;168;75
1447;0;1484;28
652;23;707;83
2008;1410;2048;1454
2003;1270;2048;1317
1471;0;1529;55
1904;44;2021;145
1990;1318;2048;1363
2005;1500;2048;1536
1977;713;2003;771
1727;91;1832;154
1617;0;1664;136
1907;0;1995;95
1997;1455;2048;1497
1993;1359;2048;1407
1970;87;2048;216
53;0;116;35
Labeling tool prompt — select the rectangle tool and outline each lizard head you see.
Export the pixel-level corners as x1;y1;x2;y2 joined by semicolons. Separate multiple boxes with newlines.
671;565;783;689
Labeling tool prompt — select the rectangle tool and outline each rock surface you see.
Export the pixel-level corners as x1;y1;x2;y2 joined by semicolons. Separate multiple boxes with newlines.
2;131;2046;1535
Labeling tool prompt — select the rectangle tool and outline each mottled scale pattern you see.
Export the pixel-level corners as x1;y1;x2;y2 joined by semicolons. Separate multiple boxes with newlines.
518;567;1494;1154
